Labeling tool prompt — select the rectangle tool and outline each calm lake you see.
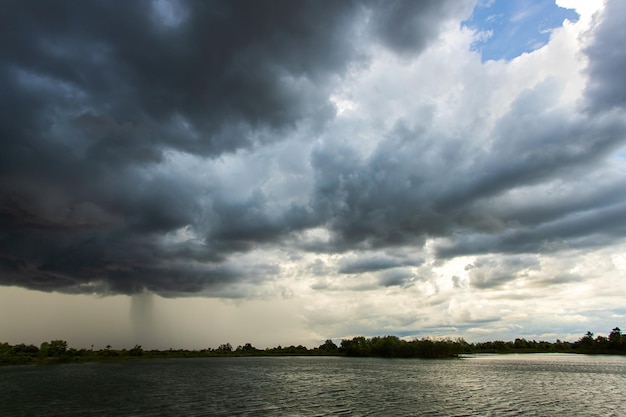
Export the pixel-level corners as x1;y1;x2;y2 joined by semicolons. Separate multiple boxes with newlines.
2;354;625;416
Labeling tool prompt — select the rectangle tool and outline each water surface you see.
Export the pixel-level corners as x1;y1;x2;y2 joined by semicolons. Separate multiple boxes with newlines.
2;354;625;416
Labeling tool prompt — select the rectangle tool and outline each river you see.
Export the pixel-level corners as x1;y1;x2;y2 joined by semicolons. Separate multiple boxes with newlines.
1;353;625;416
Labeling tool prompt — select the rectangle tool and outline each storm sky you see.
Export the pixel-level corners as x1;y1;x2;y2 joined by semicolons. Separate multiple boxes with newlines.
1;0;625;349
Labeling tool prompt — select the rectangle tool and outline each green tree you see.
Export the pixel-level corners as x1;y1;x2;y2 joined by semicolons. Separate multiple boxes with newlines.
129;345;143;356
318;339;338;353
40;340;67;357
514;338;529;350
12;343;39;355
217;343;233;353
341;336;370;356
577;331;595;352
101;344;118;357
609;327;623;351
236;343;260;354
370;336;402;357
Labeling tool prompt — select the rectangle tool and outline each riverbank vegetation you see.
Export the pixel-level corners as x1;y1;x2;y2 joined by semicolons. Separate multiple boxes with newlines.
2;327;624;366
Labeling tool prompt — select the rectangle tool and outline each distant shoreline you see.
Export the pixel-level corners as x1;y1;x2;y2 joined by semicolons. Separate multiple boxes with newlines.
3;327;625;366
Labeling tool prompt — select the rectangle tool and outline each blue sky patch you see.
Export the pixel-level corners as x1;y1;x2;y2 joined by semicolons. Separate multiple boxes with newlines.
463;0;579;61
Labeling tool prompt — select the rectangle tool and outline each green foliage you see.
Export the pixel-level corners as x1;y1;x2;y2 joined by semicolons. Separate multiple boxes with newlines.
129;345;143;356
216;343;233;353
2;327;626;366
100;345;119;357
339;335;467;358
573;327;626;354
317;339;339;354
39;340;68;357
609;327;623;349
340;336;371;356
12;343;39;355
235;343;261;354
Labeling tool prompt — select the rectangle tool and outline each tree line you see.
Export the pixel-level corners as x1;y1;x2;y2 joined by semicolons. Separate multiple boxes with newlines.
2;327;624;365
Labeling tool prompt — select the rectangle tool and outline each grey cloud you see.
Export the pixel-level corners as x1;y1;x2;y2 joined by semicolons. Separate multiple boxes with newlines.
310;94;626;254
482;177;626;233
0;0;354;158
435;80;626;215
528;273;583;288
467;255;540;290
2;0;626;297
0;227;276;297
451;275;463;289
0;0;461;160
584;0;626;113
437;200;626;258
338;255;421;274
71;113;164;166
309;132;448;251
308;259;333;277
0;0;461;296
377;268;415;287
208;191;316;254
368;0;473;55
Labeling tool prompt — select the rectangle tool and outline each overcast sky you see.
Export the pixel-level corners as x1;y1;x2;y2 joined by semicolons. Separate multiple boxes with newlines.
1;0;625;350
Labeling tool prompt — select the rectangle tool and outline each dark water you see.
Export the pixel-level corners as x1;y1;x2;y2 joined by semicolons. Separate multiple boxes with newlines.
2;354;625;416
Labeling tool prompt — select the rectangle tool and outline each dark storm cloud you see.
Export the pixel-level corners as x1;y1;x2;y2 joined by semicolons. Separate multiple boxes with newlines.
310;98;626;255
1;0;465;295
0;0;358;158
309;133;446;251
369;0;472;55
437;199;626;258
583;0;626;113
208;191;317;254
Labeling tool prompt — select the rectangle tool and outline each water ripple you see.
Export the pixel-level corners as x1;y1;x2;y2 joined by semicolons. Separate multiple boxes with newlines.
1;354;625;416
